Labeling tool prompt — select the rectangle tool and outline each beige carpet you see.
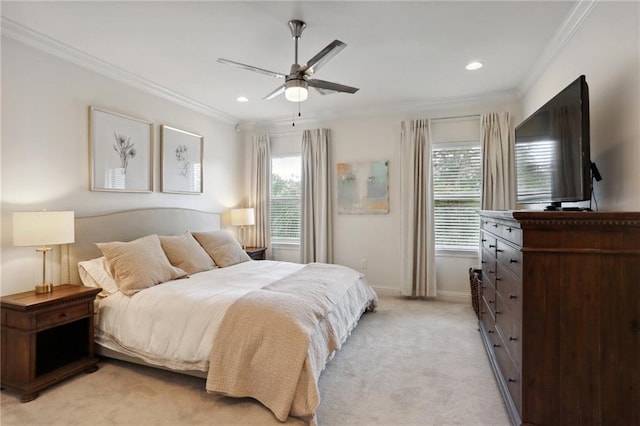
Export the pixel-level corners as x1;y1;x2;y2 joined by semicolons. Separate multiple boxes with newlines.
0;296;510;425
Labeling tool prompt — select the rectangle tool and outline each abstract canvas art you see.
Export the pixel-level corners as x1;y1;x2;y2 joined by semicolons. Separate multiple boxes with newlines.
337;160;389;214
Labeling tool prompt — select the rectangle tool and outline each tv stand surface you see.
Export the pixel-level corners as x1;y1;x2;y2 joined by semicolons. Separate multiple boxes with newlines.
544;204;591;212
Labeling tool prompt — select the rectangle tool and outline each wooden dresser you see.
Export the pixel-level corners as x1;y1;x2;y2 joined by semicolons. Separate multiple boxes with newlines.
478;210;639;425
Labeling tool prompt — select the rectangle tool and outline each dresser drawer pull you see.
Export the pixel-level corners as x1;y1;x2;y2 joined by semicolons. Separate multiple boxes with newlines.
509;336;518;341
481;260;487;264
481;238;487;242
493;343;500;348
509;259;518;263
496;249;504;253
509;294;518;299
489;244;496;248
508;378;517;383
487;329;494;334
488;299;494;304
489;270;495;274
506;227;513;232
495;310;502;315
493;224;498;228
495;277;501;281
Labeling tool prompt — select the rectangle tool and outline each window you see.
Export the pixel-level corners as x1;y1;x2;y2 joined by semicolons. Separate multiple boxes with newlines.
270;155;302;244
432;142;482;251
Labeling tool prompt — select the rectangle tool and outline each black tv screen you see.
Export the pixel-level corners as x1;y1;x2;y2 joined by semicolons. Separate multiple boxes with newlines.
515;75;591;209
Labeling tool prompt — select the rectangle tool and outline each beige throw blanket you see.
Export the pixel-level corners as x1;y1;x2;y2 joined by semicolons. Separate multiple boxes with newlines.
206;263;374;423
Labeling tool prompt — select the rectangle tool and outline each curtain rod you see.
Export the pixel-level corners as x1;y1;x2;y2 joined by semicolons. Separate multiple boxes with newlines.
430;113;481;121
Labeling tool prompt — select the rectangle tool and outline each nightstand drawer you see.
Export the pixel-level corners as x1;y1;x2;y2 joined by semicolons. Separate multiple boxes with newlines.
36;303;89;329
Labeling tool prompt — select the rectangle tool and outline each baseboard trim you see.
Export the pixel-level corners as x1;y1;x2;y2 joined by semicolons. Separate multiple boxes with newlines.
371;287;471;304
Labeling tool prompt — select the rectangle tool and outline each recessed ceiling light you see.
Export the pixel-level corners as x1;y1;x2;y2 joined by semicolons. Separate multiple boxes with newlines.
236;96;249;102
466;61;483;71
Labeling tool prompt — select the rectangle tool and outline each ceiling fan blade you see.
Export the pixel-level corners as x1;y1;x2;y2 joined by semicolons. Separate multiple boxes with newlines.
263;84;285;100
307;79;359;94
217;58;286;79
301;40;346;75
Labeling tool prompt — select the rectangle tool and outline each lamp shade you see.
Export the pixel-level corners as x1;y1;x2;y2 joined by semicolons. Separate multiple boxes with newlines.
13;211;75;246
230;208;255;227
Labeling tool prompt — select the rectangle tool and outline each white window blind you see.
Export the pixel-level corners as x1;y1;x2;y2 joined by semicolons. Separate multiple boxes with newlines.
432;142;482;250
270;156;301;244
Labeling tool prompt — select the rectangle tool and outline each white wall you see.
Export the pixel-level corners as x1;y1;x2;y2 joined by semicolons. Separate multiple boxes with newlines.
246;96;521;300
521;1;640;211
1;38;244;295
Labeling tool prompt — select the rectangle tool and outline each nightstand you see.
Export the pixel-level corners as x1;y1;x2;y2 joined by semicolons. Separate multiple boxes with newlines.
245;247;267;260
0;284;102;402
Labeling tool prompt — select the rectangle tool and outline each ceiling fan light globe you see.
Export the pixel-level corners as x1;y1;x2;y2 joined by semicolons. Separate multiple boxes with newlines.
285;79;308;102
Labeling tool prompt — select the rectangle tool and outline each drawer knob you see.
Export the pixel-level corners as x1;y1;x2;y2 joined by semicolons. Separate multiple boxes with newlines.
509;294;517;299
488;299;494;304
493;224;498;228
481;239;487;242
493;343;500;348
509;259;518;264
496;249;504;253
509;336;518;341
495;310;502;315
489;270;495;274
508;378;517;383
507;227;513;232
489;244;496;248
481;260;487;264
495;277;502;281
488;330;494;334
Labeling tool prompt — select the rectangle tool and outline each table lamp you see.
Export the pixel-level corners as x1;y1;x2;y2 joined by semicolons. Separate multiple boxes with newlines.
230;208;255;249
13;211;75;294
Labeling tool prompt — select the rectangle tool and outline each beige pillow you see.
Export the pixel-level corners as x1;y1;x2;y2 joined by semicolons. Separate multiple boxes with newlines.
96;234;187;296
192;230;251;267
159;232;216;275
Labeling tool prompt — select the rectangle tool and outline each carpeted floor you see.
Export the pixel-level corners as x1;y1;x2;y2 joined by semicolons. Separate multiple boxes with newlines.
0;296;510;425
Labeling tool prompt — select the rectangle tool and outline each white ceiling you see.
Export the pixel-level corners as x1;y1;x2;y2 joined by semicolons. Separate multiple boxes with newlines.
2;1;579;125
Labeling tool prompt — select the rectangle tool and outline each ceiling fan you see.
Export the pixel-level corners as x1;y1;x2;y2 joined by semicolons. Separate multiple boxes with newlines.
217;20;359;102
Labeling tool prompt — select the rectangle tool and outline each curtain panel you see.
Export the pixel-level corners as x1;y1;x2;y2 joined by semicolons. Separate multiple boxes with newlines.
247;134;272;258
399;119;437;298
301;128;333;264
481;112;515;210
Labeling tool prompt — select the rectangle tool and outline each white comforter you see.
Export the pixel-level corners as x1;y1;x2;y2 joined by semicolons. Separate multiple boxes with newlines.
95;260;305;371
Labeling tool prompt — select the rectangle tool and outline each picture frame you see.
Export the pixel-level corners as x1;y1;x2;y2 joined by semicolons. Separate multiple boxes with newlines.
89;106;153;192
161;125;204;194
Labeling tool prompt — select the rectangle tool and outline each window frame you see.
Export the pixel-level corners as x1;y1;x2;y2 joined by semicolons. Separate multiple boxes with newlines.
270;154;302;247
431;139;482;257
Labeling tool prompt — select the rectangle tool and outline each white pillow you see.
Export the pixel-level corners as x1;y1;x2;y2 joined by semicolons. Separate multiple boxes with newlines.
97;234;187;296
192;230;251;267
78;256;119;297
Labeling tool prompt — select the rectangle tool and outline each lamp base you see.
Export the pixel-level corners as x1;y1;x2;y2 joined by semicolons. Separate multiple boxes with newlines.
35;283;53;294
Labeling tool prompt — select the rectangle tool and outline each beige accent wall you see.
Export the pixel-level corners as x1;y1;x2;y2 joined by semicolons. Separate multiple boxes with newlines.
521;1;640;211
1;38;244;295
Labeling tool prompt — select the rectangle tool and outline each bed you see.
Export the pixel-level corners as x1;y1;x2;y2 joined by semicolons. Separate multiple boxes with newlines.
65;208;378;423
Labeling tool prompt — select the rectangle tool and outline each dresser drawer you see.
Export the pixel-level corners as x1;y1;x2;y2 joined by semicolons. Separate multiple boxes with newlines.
36;302;89;329
481;283;496;322
493;333;522;413
495;295;522;369
494;267;521;322
496;240;522;277
481;231;497;253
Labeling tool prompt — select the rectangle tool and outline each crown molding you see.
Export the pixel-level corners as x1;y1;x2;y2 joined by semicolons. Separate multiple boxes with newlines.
518;0;598;97
241;89;519;132
1;17;239;125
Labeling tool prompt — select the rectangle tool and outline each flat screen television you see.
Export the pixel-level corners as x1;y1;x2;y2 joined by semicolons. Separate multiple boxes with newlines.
515;75;592;210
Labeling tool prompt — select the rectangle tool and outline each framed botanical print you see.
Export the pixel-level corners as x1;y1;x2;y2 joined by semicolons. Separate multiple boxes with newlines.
161;125;203;194
89;106;153;192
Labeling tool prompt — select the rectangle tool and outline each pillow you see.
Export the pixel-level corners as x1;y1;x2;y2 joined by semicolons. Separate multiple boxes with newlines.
78;256;119;297
159;232;217;275
96;234;187;296
192;230;251;268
